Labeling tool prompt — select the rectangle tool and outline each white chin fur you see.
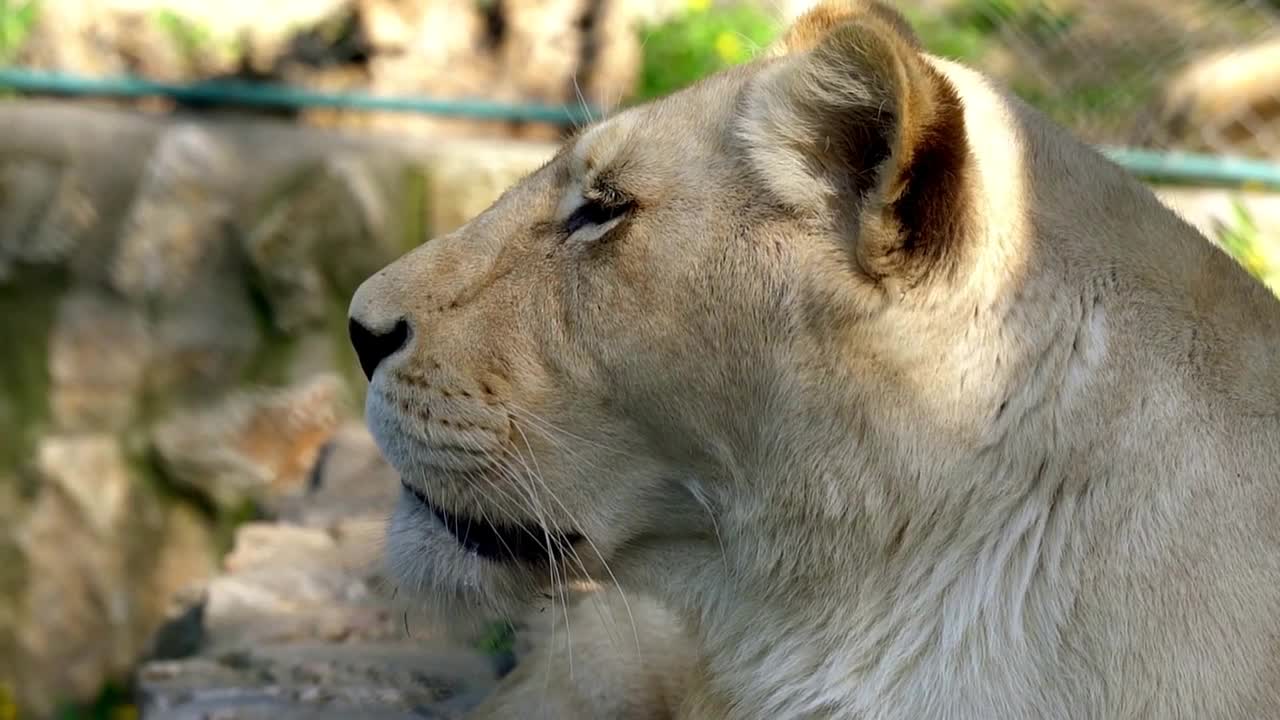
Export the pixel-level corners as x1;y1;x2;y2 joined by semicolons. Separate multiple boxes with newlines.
369;385;547;622
383;484;547;623
363;388;418;476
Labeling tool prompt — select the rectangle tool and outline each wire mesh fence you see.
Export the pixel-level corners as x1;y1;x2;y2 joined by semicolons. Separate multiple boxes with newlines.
894;0;1280;161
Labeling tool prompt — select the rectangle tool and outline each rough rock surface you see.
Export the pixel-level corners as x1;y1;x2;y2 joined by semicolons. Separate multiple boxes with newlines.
47;291;151;432
7;434;216;717
136;423;501;719
153;374;347;512
0;100;552;717
112;124;238;303
0;157;97;282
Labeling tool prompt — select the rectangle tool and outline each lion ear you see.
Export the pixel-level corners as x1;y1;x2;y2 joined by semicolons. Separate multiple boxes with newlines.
769;0;924;56
740;2;972;278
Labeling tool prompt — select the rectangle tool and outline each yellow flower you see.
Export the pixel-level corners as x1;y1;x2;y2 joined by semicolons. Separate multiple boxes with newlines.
687;0;712;11
1240;248;1268;277
0;684;15;720
1232;236;1280;286
111;705;141;720
1263;276;1280;298
1258;235;1280;269
714;31;744;63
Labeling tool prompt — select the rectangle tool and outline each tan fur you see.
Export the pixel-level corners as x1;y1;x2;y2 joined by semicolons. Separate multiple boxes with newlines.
350;2;1280;717
772;0;922;55
467;587;693;719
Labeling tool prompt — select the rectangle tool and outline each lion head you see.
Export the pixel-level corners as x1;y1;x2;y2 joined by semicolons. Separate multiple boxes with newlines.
347;0;1280;642
346;0;992;620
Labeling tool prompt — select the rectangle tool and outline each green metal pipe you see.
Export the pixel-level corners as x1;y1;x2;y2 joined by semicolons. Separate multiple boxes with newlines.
2;67;1279;191
0;67;600;125
1100;146;1280;192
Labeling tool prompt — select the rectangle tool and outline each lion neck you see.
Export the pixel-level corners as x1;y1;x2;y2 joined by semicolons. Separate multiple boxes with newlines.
649;383;1095;715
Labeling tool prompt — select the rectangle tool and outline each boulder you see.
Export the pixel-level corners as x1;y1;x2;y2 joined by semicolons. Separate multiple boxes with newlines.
112;125;238;303
7;435;216;717
48;291;151;432
136;423;501;719
153;375;348;512
244;154;419;333
0;158;97;283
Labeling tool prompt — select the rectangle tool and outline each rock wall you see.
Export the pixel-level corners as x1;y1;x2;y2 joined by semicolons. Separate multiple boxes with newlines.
0;99;555;717
137;424;503;719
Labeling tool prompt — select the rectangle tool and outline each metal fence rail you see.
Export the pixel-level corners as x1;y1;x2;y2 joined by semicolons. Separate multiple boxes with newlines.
4;62;1279;191
4;0;1280;190
0;67;601;126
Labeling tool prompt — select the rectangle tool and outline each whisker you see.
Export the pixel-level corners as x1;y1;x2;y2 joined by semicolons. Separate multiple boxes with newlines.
689;479;731;577
505;402;642;461
484;445;630;657
571;73;592;130
480;440;566;696
553;539;575;683
484;438;585;686
505;418;644;662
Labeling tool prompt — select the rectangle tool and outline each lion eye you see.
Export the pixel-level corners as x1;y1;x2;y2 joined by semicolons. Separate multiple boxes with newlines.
564;198;632;240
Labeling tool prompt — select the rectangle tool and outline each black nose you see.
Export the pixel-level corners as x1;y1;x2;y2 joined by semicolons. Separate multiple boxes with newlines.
348;317;411;381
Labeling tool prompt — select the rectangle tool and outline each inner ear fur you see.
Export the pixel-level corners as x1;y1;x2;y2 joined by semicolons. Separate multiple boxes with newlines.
741;1;972;281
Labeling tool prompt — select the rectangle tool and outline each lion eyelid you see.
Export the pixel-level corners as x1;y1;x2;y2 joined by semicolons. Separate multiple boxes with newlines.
563;205;630;246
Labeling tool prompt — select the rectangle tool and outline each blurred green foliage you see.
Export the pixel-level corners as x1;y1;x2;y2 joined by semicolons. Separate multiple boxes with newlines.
903;0;1078;63
634;0;1081;101
1216;199;1280;296
635;1;779;103
899;1;1141;125
152;9;218;67
55;682;137;720
631;0;1152;128
476;619;517;656
0;0;37;64
0;269;61;479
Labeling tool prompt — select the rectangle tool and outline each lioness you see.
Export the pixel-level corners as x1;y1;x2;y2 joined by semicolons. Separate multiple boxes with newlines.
348;1;1280;717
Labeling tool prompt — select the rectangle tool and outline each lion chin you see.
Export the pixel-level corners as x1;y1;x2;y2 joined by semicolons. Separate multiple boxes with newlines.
349;1;1280;718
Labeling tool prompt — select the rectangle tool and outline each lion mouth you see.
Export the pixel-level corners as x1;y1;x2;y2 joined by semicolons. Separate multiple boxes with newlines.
401;481;582;564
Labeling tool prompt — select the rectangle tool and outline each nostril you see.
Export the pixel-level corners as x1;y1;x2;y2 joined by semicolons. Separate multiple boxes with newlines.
348;317;411;381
